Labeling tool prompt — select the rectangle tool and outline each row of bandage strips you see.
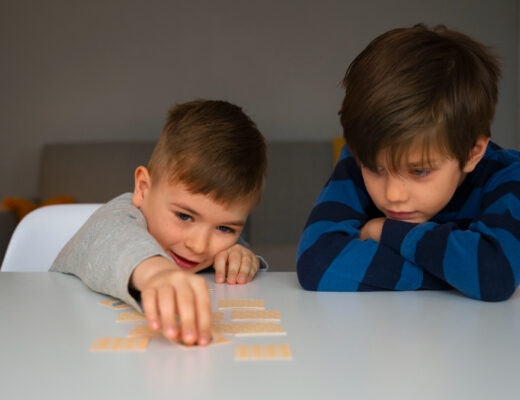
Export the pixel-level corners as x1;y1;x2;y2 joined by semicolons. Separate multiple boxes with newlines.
216;299;293;361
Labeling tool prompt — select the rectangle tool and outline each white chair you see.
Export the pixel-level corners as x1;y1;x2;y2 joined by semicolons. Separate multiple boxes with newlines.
1;203;103;272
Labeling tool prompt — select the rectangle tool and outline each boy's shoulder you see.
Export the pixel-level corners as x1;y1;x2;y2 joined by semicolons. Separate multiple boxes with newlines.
95;193;145;224
332;145;364;183
474;142;520;188
484;142;520;165
105;192;135;207
335;145;361;174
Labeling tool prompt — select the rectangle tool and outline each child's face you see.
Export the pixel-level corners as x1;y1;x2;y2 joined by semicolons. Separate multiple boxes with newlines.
132;167;253;273
360;148;473;223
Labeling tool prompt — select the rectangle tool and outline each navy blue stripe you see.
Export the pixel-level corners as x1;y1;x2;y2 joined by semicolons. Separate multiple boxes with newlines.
477;235;515;301
381;219;417;251
305;201;366;228
361;246;405;289
296;232;354;291
432;216;472;229
480;211;520;242
414;223;454;280
470;159;507;187
441;175;477;214
481;182;520;211
451;218;472;229
419;270;451;290
366;201;385;219
440;158;509;215
357;282;390;292
488;141;502;152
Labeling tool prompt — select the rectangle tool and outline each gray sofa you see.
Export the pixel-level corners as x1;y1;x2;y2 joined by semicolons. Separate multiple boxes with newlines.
0;140;334;271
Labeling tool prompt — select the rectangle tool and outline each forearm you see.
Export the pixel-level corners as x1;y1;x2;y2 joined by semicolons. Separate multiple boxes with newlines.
381;218;520;301
130;256;181;291
297;218;422;291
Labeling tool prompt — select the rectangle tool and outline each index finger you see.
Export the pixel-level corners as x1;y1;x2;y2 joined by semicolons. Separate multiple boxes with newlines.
175;285;197;345
190;278;212;346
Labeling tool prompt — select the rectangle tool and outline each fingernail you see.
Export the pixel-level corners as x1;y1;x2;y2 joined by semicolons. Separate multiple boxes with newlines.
184;331;195;343
167;327;176;338
216;275;225;283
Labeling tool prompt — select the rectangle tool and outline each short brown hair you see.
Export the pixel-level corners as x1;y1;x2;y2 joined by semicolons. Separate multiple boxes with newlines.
339;24;501;171
148;100;267;205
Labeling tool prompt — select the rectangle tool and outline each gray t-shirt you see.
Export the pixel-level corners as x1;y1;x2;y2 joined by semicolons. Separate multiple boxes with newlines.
51;193;266;312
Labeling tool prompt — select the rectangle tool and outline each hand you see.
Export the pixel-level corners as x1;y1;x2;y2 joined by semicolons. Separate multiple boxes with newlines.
130;256;211;346
359;217;386;243
213;244;260;285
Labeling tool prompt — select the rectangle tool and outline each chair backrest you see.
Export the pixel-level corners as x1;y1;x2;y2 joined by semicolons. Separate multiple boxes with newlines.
1;203;103;272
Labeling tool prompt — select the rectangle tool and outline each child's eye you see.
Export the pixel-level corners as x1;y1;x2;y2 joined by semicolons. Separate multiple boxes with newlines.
175;212;192;222
411;169;430;177
217;226;235;234
374;166;386;175
365;166;385;175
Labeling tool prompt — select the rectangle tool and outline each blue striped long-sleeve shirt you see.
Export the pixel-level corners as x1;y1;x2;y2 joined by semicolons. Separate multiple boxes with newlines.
297;142;520;301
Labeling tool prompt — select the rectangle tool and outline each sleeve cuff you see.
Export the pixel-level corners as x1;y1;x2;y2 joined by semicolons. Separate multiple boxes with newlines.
257;255;269;271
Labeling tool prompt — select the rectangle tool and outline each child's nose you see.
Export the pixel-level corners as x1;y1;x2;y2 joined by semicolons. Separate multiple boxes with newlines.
385;176;409;203
185;228;210;254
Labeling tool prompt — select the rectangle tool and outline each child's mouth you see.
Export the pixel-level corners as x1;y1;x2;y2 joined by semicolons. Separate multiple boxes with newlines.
169;251;199;270
386;210;417;220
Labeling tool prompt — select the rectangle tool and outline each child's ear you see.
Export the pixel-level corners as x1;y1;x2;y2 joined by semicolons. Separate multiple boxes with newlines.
132;166;152;208
463;136;490;173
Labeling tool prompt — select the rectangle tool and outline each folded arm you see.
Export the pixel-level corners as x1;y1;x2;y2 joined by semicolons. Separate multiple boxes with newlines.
379;190;520;301
297;151;445;292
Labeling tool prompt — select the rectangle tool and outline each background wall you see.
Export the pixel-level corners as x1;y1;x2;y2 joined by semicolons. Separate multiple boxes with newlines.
0;0;518;201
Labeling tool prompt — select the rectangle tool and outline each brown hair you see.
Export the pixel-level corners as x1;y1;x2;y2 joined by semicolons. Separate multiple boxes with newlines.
148;100;267;205
339;24;501;172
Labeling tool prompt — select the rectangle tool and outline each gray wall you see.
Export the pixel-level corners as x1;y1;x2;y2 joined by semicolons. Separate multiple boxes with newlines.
1;0;518;200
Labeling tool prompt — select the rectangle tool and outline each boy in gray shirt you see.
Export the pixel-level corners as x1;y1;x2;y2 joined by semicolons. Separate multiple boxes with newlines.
51;100;267;346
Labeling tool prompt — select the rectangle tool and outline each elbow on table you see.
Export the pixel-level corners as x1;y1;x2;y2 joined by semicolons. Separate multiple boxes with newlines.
474;267;518;302
296;258;359;293
296;257;321;291
478;282;517;302
472;243;520;302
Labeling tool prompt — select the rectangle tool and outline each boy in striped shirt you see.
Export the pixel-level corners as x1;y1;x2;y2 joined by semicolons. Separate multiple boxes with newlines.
297;24;520;301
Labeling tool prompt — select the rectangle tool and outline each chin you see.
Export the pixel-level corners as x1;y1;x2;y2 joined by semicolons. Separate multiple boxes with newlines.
386;215;428;224
409;216;430;223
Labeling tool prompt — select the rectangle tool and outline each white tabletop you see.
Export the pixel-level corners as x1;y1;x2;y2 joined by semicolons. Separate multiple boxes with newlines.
1;271;519;400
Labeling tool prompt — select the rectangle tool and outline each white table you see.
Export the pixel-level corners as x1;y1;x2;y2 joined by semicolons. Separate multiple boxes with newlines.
1;271;519;400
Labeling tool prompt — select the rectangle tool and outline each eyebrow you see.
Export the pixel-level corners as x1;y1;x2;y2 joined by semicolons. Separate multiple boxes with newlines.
172;203;246;227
